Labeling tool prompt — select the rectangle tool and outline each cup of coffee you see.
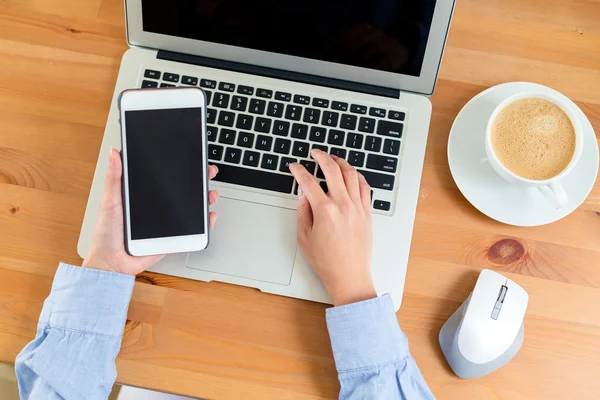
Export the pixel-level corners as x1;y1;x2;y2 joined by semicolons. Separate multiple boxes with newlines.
485;92;583;208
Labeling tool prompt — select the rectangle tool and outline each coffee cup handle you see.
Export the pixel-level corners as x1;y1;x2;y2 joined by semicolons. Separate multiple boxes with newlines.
538;182;568;209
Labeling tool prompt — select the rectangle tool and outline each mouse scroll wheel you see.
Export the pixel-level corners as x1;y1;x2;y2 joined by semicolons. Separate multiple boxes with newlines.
497;285;508;303
491;285;508;320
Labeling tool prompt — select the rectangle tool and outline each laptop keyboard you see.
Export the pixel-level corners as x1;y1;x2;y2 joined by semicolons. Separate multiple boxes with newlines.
141;69;406;213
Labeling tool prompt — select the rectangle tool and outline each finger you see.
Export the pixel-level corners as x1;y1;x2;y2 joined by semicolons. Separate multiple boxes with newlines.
358;173;372;214
289;162;328;207
209;211;218;230
208;165;218;180
296;186;314;240
208;190;219;205
312;150;346;198
334;157;361;204
100;148;123;211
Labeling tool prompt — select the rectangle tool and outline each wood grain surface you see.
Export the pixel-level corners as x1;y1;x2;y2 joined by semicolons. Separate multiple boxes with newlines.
1;0;599;399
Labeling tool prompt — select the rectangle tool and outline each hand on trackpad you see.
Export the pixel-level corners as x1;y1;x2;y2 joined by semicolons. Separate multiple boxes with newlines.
186;197;298;285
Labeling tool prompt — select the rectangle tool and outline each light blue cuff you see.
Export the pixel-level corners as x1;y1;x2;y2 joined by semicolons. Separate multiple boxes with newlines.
39;263;135;337
326;294;409;372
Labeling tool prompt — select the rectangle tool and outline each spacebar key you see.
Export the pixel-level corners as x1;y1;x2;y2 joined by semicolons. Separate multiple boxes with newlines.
212;163;294;194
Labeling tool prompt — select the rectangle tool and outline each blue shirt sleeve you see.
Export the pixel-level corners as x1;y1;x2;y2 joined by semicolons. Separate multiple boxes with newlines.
15;263;135;400
326;294;435;400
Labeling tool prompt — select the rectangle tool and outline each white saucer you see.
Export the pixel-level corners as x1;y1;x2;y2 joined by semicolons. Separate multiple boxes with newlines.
448;82;599;226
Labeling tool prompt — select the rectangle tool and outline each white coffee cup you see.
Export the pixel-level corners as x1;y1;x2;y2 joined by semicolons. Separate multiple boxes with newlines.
485;92;583;209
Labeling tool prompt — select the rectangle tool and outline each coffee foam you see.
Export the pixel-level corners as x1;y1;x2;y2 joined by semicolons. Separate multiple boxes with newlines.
491;98;576;180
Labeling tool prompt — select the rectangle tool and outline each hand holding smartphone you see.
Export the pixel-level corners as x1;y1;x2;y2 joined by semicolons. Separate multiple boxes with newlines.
119;88;211;256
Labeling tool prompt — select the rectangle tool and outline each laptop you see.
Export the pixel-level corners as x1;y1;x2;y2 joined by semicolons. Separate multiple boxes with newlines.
78;0;455;310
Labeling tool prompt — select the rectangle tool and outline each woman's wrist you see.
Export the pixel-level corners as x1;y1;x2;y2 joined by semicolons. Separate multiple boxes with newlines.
329;282;377;307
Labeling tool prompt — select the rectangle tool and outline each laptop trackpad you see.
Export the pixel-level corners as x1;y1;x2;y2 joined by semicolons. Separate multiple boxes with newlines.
186;197;297;285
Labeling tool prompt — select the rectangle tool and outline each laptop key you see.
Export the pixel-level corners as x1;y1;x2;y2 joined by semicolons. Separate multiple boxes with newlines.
207;108;216;124
219;82;235;92
206;126;218;142
237;132;255;148
373;200;391;211
322;111;339;127
346;133;364;149
330;147;347;159
299;160;316;175
218;129;236;145
213;93;230;108
365;136;382;152
280;157;297;173
144;69;161;79
275;91;292;102
316;167;325;179
274;138;292;154
213;162;293;193
350;104;367;114
273;120;290;136
327;129;345;145
309;126;327;143
163;73;179;82
237;85;254;95
160;83;175;88
255;117;272;133
249;99;266;114
255;135;273;151
383;138;401;155
292;141;309;158
311;144;328;154
293;94;310;105
200;79;217;89
261;154;279;170
204;90;212;104
369;107;386;117
359;170;395;190
141;80;158;88
291;123;308;139
242;150;260;167
340;114;357;130
236;114;254;130
267;101;284;118
332;101;348;111
367;154;398;173
319;181;329;194
256;88;273;99
218;110;235;127
285;105;302;121
224;147;242;164
231;96;248;112
182;76;198;86
377;120;403;138
389;110;406;121
303;108;321;124
208;144;223;161
348;151;365;167
312;98;329;108
358;117;376;133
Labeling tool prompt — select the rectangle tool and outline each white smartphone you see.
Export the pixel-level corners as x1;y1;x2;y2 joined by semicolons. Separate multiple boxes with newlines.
119;87;209;256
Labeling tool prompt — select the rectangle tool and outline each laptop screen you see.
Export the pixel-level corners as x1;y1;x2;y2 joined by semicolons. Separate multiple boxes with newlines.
141;0;437;78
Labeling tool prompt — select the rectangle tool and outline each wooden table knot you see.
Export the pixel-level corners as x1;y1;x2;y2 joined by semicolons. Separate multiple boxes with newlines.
487;239;525;265
136;275;157;285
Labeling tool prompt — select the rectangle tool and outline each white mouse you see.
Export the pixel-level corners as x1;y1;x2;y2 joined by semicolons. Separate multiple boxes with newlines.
439;269;529;379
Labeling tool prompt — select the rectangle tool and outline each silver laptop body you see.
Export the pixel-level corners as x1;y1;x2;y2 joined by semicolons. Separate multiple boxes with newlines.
78;0;455;310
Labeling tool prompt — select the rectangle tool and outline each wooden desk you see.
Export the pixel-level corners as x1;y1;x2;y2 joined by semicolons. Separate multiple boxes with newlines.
1;0;599;398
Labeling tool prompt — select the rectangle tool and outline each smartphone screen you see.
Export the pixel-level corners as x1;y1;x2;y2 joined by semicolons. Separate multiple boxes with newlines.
124;107;205;240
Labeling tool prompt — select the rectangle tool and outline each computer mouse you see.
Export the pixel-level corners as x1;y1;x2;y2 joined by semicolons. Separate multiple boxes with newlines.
439;269;529;379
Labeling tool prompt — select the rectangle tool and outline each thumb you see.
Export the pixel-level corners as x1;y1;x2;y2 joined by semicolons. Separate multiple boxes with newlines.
297;186;314;237
100;148;123;211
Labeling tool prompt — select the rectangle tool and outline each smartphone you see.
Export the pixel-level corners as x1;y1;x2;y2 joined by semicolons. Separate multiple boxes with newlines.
119;88;209;256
